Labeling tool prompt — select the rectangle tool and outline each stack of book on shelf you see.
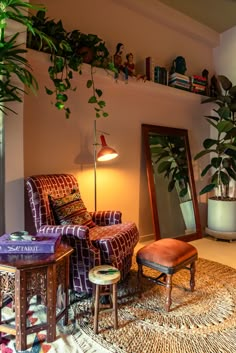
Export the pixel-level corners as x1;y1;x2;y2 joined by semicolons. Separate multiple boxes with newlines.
191;75;207;95
154;66;169;85
169;72;190;91
0;233;62;254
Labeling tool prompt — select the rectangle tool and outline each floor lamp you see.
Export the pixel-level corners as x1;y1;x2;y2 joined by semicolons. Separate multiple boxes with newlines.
93;120;118;211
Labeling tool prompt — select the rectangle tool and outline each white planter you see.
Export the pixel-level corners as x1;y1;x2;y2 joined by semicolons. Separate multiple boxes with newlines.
180;200;196;231
207;198;236;235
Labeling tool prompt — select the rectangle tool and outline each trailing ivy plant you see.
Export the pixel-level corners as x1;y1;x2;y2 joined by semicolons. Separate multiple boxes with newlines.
28;11;117;119
0;0;54;115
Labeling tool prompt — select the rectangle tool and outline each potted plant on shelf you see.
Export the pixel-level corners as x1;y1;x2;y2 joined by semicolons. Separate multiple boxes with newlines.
27;11;117;118
194;75;236;239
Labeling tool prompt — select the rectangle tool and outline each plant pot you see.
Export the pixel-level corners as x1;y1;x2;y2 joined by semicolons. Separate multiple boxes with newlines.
206;198;236;240
180;200;196;231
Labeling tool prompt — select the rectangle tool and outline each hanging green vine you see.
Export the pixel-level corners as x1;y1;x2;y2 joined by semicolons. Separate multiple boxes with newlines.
27;11;118;118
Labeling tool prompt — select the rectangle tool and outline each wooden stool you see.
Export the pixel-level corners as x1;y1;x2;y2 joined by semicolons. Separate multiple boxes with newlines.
89;265;120;334
136;238;198;312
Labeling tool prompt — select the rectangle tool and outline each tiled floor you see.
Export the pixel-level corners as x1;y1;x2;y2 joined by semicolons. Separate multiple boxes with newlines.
135;236;236;269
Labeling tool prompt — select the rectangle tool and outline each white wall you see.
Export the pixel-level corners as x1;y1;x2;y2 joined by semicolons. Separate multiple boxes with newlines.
21;0;218;237
3;20;25;233
214;26;236;82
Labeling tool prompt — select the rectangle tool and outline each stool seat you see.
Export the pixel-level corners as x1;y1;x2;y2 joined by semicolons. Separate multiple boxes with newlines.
89;265;121;285
136;238;198;312
89;265;120;334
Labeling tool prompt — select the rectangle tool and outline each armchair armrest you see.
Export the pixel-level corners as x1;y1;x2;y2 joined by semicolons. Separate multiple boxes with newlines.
39;224;90;240
90;211;122;226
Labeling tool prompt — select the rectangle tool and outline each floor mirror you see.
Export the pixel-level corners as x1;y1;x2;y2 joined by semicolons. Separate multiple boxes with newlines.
142;124;202;241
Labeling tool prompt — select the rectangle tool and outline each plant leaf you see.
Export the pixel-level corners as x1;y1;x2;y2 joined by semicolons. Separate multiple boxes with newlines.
86;80;92;88
203;138;218;149
199;183;216;195
88;96;97;103
201;164;212;177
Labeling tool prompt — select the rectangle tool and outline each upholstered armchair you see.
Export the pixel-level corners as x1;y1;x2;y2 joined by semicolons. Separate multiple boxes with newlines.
25;174;139;294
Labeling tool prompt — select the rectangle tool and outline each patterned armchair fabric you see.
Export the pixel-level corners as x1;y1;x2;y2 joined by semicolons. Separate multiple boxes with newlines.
25;174;139;293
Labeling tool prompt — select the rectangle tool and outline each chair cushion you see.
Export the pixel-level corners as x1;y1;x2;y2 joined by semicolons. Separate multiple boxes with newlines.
49;191;96;228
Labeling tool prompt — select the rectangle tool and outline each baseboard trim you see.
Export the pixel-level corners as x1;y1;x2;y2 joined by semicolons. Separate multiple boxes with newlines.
139;233;155;243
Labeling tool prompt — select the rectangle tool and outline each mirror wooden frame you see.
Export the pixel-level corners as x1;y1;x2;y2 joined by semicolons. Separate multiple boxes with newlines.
142;123;202;242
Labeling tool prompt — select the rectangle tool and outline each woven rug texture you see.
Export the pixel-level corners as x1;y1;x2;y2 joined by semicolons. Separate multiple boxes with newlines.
1;258;236;353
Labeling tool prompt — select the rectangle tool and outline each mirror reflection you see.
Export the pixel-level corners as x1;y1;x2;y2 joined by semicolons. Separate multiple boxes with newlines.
142;124;202;241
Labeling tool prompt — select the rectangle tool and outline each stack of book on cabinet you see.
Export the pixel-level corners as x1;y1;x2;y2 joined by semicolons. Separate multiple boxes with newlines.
0;233;62;254
190;75;207;94
169;72;190;91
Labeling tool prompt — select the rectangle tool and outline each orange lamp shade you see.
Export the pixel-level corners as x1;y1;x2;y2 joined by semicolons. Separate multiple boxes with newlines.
97;135;118;161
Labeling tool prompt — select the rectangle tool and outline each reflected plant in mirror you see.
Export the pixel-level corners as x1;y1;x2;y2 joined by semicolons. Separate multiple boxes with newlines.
150;134;190;201
142;124;202;242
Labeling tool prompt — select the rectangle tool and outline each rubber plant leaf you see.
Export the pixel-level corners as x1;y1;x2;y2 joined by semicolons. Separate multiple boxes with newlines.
226;167;236;180
211;157;222;168
217;120;234;133
220;171;230;185
199;183;216;195
203;138;218;149
201;164;212;177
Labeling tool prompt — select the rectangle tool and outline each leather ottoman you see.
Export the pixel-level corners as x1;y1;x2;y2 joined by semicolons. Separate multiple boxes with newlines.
136;238;198;311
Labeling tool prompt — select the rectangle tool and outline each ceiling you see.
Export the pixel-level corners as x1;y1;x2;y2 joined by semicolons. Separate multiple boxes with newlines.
158;0;236;33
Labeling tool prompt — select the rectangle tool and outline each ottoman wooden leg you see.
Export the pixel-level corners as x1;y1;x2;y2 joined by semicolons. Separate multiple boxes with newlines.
165;274;172;312
190;261;196;292
137;263;143;297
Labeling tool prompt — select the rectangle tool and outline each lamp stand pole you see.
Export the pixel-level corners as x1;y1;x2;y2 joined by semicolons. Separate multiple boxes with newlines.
94;119;97;212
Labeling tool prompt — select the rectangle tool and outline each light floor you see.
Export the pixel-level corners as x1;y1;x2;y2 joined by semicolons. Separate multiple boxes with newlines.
135;236;236;269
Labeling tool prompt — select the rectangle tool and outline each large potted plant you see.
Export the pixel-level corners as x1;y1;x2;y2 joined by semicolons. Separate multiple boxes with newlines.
194;75;236;239
0;0;54;115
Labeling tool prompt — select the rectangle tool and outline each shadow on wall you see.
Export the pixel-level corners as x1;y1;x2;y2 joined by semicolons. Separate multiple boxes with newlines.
24;187;36;235
74;135;93;165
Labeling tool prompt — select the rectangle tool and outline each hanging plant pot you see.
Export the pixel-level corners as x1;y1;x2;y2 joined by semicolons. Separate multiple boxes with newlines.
206;198;236;240
77;46;94;64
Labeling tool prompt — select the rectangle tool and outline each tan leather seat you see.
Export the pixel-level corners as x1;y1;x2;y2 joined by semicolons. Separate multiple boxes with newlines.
136;238;198;311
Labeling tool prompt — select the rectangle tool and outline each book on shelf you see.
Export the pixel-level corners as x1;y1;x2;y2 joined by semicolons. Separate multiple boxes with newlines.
145;57;155;81
154;66;169;85
0;233;62;254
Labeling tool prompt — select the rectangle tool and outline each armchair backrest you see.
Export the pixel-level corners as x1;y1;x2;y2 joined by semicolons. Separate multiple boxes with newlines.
25;174;79;232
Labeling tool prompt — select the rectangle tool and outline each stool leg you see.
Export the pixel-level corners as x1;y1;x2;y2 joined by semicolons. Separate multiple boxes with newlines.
190;261;196;292
112;283;118;330
137;263;143;297
94;284;100;334
165;274;172;312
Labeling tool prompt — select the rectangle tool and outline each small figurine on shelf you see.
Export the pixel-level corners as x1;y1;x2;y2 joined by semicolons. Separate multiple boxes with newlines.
114;43;125;77
202;69;209;96
210;75;222;97
170;56;187;75
124;52;147;81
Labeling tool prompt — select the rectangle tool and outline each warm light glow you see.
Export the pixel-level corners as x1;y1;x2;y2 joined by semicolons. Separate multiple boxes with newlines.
97;135;118;162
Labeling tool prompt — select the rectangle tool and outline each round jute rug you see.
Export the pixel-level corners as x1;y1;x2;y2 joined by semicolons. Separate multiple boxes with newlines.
72;258;236;353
